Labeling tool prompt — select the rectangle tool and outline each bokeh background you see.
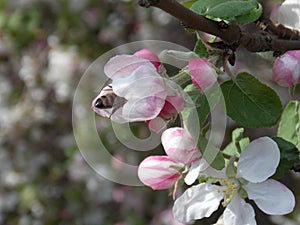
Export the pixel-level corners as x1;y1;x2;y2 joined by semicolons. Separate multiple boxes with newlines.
0;0;299;225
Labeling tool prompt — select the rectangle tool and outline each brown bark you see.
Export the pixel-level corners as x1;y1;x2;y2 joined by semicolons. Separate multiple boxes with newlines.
138;0;300;53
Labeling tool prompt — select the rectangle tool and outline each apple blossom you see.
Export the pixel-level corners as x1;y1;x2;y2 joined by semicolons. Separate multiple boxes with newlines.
273;50;300;87
134;48;161;71
136;49;184;122
138;127;207;190
276;0;300;30
173;137;295;225
188;58;217;90
92;49;184;124
138;156;183;190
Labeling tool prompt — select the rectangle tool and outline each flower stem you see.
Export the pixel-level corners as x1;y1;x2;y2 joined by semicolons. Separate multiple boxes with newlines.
170;70;191;87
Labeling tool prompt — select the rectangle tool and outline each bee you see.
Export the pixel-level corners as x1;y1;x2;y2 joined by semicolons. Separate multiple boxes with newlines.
93;85;127;118
94;92;118;109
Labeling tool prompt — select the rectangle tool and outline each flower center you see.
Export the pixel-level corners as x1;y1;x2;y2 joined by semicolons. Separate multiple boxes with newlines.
217;178;239;207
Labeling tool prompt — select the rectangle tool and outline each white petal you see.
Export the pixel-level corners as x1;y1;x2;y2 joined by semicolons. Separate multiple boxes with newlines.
111;65;169;121
223;195;256;225
173;183;223;224
184;159;207;185
278;0;300;30
237;137;280;183
121;94;167;121
244;179;295;215
104;55;154;79
202;164;227;179
112;65;167;98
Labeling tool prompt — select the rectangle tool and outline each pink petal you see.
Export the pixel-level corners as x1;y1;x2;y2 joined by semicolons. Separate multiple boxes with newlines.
134;48;161;70
159;91;184;120
189;58;217;90
147;117;168;133
138;156;182;190
273;50;300;87
162;127;201;164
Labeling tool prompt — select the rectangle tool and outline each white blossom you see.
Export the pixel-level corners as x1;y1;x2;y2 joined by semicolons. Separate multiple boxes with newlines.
173;137;295;225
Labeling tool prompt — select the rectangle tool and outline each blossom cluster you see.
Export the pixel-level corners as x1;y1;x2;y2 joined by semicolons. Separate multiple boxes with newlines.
92;47;297;225
92;48;216;132
271;0;300;87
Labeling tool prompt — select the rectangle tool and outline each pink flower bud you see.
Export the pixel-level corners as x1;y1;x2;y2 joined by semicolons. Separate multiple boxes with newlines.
273;50;300;87
134;48;161;70
162;127;201;164
146;117;167;133
147;82;184;133
138;156;182;190
138;127;203;189
189;58;217;90
159;91;184;120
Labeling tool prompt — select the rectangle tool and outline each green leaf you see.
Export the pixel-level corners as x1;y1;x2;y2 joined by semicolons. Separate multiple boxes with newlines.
272;137;299;179
184;83;221;128
232;127;244;142
201;84;222;125
222;127;249;157
194;38;209;58
220;72;282;128
191;0;229;15
184;83;200;97
278;100;300;150
198;136;225;170
222;138;249;157
196;94;211;127
181;86;200;140
190;0;262;24
204;0;257;20
235;3;262;25
182;0;198;8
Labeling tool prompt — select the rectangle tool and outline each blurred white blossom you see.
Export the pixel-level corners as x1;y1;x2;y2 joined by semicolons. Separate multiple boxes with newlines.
45;45;79;102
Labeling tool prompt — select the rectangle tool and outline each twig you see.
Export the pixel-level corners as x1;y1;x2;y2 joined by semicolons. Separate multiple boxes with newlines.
138;0;300;53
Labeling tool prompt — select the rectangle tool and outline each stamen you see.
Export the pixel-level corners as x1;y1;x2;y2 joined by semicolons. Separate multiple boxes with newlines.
217;178;239;207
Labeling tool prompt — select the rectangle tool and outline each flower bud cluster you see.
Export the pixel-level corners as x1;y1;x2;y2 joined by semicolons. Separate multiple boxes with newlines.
92;48;296;225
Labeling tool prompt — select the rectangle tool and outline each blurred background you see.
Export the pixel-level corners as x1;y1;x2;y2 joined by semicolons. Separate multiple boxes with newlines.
0;0;299;225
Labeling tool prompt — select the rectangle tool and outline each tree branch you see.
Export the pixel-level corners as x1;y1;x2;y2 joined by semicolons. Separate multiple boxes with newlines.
138;0;300;53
